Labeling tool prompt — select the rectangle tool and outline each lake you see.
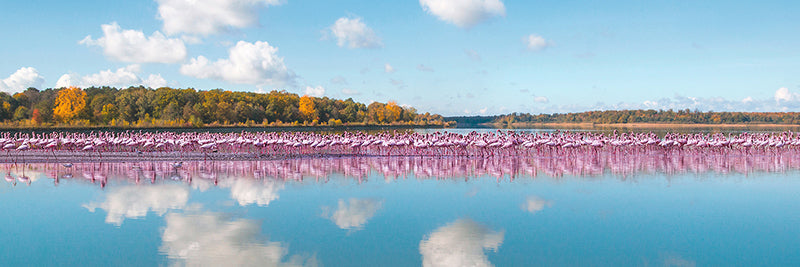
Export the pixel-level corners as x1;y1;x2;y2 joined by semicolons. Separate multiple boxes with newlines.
1;129;800;266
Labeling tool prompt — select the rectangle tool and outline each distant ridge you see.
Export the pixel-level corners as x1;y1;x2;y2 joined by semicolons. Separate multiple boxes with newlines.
442;115;496;127
449;109;800;127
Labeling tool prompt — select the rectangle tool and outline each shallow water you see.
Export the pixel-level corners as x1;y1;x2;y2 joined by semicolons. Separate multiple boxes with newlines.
1;156;799;266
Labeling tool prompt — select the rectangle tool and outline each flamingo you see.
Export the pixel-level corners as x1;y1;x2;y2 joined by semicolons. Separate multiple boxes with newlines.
16;142;30;166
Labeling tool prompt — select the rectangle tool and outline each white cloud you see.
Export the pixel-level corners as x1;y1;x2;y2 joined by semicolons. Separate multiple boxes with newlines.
83;184;189;225
181;35;203;44
142;74;168;88
775;87;796;102
0;67;44;94
420;218;504;267
180;41;296;87
328;17;382;49
341;88;361;96
533;96;549;103
55;65;167;89
326;198;383;230
224;179;283;207
161;211;316;267
80;22;186;63
156;0;284;36
524;34;551;51
478;107;488;114
420;0;506;28
526;88;800;114
521;196;552;214
384;63;395;73
55;75;75;89
304;85;325;97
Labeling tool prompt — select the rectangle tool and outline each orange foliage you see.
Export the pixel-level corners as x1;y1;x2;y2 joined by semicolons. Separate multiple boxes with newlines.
54;86;86;123
385;101;402;122
31;108;42;124
299;95;317;121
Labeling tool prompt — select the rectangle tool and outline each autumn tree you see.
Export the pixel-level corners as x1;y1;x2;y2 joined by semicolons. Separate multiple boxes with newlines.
367;102;386;123
299;95;317;122
0;86;439;126
99;104;118;124
53;86;86;123
13;106;28;121
385;101;403;123
31;109;42;124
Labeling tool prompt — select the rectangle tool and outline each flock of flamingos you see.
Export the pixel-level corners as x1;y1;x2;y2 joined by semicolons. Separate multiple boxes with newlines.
3;130;800;186
0;130;798;162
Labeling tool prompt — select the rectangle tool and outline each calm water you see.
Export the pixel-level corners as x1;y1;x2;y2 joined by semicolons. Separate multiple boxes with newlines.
1;155;799;267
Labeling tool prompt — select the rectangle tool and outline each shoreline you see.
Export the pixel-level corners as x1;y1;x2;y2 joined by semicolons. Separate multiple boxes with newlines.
0;124;449;133
489;122;800;129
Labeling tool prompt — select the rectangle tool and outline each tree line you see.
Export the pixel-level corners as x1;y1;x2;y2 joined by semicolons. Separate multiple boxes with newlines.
493;109;800;125
0;86;449;127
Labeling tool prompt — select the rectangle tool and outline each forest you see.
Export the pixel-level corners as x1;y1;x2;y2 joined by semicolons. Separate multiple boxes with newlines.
492;109;800;125
0;86;449;128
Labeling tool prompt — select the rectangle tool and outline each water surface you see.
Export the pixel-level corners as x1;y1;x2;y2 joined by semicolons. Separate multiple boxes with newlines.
1;156;799;266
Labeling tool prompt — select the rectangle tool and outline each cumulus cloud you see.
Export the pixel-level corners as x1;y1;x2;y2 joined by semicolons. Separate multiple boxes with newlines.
180;41;296;87
420;218;504;267
142;74;168;88
384;63;395;73
524;34;551;51
420;0;506;28
224;179;283;207
533;96;549;103
56;65;167;89
156;0;284;36
161;211;317;267
304;85;325;97
83;184;189;225
521;196;552;214
0;67;44;93
774;87;797;103
325;198;383;230
80;22;186;63
328;17;382;49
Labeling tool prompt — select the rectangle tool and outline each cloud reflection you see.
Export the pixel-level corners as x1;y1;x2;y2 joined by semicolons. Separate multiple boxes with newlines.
521;196;552;214
83;184;189;225
420;219;504;267
224;179;284;207
161;212;317;267
326;198;383;230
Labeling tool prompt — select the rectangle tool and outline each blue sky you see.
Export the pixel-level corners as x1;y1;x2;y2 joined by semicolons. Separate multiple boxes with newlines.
1;0;799;115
